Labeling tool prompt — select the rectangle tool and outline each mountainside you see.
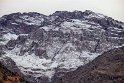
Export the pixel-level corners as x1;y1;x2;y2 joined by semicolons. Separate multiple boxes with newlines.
0;60;28;83
52;46;124;83
0;10;124;83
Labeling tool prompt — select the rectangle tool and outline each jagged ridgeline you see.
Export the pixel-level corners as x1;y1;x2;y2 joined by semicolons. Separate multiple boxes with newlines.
0;10;124;83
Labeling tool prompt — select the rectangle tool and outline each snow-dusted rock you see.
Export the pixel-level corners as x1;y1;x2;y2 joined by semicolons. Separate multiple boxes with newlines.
0;10;124;83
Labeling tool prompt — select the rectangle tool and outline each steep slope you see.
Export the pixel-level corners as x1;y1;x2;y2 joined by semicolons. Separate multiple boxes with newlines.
52;46;124;83
0;10;124;82
0;60;28;83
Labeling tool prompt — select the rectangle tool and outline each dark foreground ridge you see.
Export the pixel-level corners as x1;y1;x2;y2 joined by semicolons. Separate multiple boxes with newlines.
0;61;28;83
52;46;124;83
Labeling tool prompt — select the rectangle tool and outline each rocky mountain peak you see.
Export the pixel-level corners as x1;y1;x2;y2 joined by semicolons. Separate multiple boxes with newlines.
0;10;124;83
83;10;95;16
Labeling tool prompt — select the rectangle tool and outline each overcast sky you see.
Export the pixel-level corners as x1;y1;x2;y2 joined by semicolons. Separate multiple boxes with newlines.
0;0;124;22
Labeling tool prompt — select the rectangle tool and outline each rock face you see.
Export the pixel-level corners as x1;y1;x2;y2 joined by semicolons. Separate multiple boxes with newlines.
52;46;124;83
0;10;124;83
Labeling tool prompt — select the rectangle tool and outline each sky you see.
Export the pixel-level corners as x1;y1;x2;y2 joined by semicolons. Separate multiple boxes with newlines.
0;0;124;22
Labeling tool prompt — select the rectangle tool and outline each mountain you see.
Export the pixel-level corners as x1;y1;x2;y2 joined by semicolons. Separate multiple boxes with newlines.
52;46;124;83
0;10;124;83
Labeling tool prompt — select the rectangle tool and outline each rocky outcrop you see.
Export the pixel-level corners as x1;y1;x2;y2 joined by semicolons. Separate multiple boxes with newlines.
52;46;124;83
16;34;28;44
6;39;16;50
35;48;48;58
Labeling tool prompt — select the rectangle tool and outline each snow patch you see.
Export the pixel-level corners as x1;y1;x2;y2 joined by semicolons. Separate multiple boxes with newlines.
3;33;18;40
0;33;18;45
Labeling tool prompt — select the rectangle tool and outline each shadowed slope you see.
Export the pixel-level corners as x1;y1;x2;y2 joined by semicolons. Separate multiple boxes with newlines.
52;46;124;83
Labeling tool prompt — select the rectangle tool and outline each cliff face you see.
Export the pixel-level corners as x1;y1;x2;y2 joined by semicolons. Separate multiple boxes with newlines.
52;46;124;83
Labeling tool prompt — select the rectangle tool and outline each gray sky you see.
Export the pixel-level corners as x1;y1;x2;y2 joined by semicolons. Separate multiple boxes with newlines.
0;0;124;22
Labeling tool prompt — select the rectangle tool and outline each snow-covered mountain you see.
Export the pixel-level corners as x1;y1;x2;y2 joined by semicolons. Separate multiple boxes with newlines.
0;10;124;83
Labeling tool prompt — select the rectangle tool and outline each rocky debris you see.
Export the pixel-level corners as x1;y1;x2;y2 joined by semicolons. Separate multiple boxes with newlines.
52;46;124;83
